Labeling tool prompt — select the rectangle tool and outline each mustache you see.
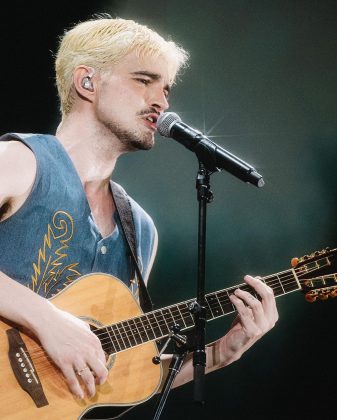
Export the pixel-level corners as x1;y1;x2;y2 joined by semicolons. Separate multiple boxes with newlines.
137;107;159;117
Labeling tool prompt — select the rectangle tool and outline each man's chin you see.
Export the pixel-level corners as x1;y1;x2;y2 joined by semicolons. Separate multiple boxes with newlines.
129;135;155;151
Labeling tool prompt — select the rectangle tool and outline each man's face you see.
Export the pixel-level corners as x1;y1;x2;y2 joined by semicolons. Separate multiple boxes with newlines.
94;51;173;151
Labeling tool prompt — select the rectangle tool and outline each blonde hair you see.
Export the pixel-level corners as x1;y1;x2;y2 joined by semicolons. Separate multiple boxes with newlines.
55;16;189;116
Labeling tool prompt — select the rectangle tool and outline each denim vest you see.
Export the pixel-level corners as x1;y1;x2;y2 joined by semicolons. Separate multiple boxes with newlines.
0;133;157;299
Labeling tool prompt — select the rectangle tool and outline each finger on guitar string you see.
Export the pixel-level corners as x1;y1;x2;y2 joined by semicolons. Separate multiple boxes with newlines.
229;293;262;339
72;356;108;398
85;356;109;386
62;365;86;399
73;364;96;398
243;275;279;327
33;307;109;397
228;275;278;338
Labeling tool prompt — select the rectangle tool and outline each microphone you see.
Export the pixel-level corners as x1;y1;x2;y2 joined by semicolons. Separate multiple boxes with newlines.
157;112;264;188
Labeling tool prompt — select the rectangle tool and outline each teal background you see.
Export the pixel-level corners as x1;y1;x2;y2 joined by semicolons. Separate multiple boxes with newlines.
2;1;336;419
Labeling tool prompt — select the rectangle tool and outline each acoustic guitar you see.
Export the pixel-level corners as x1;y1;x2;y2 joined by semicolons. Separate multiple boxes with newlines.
0;247;336;419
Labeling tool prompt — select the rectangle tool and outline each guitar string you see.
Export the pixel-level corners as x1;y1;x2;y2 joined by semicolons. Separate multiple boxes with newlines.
28;267;335;365
29;271;300;366
90;268;335;349
27;270;332;362
30;268;335;363
92;268;313;337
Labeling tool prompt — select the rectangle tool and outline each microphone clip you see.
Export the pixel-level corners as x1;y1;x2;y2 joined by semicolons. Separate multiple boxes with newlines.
152;324;189;365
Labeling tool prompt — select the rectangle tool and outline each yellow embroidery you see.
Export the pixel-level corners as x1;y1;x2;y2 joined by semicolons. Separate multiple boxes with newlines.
30;211;81;297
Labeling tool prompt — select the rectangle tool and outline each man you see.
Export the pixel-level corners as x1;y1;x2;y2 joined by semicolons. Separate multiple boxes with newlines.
0;15;278;415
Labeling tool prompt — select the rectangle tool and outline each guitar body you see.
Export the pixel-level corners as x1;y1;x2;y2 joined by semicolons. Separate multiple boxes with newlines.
0;274;162;420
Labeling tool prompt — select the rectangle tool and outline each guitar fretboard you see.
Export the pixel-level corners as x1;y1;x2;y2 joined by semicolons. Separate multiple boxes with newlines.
96;267;300;354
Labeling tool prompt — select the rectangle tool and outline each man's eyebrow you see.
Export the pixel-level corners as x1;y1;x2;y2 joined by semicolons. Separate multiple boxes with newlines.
130;71;172;93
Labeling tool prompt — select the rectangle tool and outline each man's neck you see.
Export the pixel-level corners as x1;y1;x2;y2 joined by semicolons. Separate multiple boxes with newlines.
55;116;123;194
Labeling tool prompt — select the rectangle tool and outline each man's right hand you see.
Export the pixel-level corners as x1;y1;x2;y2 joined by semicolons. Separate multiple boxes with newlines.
0;271;108;399
36;305;108;399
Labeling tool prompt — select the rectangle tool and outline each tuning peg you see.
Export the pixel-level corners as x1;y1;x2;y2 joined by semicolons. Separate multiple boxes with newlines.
291;257;299;267
305;293;316;303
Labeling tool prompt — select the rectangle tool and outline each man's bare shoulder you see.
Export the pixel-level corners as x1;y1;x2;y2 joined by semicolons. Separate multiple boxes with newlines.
0;140;37;202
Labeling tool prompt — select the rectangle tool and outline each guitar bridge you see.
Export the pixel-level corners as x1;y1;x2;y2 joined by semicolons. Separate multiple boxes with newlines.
6;328;48;408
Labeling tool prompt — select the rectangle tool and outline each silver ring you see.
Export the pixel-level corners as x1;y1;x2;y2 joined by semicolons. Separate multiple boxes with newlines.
76;366;89;376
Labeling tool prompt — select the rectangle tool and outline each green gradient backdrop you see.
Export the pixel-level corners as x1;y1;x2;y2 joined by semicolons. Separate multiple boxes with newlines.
2;1;336;419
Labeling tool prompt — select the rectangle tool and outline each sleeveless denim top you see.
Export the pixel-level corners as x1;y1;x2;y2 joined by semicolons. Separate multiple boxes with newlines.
0;133;157;299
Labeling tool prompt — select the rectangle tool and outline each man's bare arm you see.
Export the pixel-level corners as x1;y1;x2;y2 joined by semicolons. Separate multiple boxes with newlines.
0;140;36;220
0;142;108;398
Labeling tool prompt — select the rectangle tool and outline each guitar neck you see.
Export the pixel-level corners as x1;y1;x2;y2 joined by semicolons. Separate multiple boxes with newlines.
97;267;300;354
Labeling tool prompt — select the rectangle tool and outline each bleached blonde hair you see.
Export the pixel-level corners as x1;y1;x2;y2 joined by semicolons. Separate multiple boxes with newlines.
55;16;189;116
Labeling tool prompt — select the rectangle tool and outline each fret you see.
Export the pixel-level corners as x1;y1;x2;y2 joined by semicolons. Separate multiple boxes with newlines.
128;318;143;345
283;270;300;293
265;274;284;296
161;308;175;330
264;269;300;295
141;314;155;341
153;310;170;336
109;325;124;352
134;316;150;342
224;289;236;313
276;274;286;294
167;306;185;329
215;293;225;316
122;320;137;348
97;327;116;354
204;301;212;320
114;324;127;350
147;312;162;339
175;304;188;328
216;289;235;315
179;302;194;327
139;315;151;341
265;275;283;296
106;325;121;352
119;322;132;348
153;310;169;336
205;293;223;319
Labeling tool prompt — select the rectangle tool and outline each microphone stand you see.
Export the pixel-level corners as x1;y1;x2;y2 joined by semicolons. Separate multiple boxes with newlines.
192;161;213;405
151;160;213;418
153;114;265;416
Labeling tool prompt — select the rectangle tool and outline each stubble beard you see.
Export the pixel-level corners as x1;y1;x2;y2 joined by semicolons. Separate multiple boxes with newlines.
105;120;155;152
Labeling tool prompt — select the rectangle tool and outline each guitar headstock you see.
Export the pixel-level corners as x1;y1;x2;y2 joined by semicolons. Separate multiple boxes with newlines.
291;247;337;302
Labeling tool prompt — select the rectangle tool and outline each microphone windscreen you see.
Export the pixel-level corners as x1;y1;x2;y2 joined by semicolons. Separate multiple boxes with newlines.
157;112;181;137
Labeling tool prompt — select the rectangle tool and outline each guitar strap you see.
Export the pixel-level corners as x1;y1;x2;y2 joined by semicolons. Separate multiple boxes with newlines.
110;181;153;313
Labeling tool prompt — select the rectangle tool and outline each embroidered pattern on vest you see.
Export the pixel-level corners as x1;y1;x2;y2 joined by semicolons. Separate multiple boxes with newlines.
30;210;81;297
